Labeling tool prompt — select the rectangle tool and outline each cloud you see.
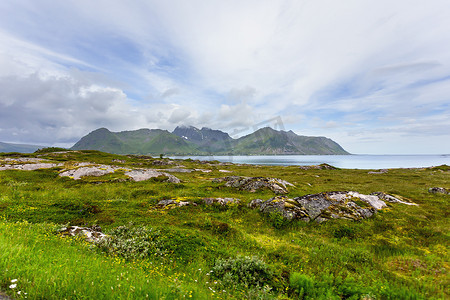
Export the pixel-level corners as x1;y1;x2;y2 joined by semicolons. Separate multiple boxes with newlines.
0;1;449;153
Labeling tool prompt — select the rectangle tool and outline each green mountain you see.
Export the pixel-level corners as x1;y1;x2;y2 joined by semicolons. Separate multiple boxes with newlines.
232;127;349;155
72;126;349;155
0;141;44;153
71;128;202;155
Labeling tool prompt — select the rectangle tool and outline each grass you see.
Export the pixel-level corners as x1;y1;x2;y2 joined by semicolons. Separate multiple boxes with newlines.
0;150;449;299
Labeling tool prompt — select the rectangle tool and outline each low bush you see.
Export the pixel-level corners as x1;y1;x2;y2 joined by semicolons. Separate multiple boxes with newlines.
210;256;274;289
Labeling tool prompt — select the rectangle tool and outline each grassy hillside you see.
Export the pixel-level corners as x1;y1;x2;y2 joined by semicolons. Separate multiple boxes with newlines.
0;150;448;299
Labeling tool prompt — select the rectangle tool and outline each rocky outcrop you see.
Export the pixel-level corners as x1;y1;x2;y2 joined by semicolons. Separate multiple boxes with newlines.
213;176;294;194
428;187;449;194
251;191;417;223
59;225;107;242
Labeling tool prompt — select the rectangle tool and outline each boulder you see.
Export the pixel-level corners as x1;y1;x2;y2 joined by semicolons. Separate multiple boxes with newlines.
299;163;337;170
124;169;181;183
59;165;121;179
59;225;106;242
202;197;240;206
368;169;388;174
428;187;449;194
213;176;294;194
156;199;196;208
251;191;417;223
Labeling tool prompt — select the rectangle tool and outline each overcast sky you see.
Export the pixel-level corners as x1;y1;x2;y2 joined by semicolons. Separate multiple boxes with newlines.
0;0;449;154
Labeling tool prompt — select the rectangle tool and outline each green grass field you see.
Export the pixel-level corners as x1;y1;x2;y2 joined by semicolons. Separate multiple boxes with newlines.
0;150;448;299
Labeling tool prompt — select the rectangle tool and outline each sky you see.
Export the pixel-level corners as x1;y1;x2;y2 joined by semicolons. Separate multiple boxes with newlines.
0;0;449;154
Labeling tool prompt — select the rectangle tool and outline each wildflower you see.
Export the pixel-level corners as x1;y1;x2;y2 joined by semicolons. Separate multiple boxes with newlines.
9;284;17;289
11;279;18;283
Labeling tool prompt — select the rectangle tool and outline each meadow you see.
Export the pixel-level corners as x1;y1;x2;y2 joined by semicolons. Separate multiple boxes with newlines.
0;149;448;299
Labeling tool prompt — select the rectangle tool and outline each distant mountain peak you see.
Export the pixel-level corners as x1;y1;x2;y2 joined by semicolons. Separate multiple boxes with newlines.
72;126;349;155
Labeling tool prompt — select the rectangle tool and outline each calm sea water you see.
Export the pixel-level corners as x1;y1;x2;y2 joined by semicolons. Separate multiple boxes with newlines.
170;154;450;169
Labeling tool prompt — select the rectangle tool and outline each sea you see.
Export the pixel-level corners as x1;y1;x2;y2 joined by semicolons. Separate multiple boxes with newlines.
170;154;450;170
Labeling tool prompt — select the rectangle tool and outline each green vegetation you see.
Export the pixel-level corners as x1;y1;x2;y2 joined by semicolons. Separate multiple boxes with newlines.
0;150;448;299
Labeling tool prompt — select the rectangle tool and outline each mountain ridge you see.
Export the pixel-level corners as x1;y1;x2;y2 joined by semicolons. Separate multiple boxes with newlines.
71;126;350;155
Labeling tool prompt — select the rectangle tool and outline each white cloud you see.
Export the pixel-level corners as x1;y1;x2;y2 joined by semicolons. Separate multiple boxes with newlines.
0;0;449;153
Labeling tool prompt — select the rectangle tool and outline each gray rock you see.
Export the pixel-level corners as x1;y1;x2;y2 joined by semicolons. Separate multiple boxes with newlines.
213;176;294;194
59;225;106;242
59;165;125;179
248;199;264;208
368;169;388;174
202;197;240;206
125;169;181;183
371;192;418;205
259;196;309;221
156;199;196;208
164;168;193;173
251;191;416;223
428;187;449;194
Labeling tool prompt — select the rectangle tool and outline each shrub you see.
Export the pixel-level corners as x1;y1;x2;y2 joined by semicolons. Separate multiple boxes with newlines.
210;256;274;288
95;223;167;260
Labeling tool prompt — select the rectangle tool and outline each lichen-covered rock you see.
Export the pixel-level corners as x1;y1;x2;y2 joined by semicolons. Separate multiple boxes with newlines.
156;199;196;208
428;187;449;194
259;196;309;221
213;176;294;194
125;169;181;183
371;192;418;205
251;191;417;223
202;197;240;206
59;225;106;242
59;165;122;179
248;199;264;208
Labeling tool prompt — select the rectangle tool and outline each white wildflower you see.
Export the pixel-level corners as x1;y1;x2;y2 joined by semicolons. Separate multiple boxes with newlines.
9;284;17;289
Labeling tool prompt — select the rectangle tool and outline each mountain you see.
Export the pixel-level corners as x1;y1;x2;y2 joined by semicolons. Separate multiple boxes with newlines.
72;126;349;155
172;126;232;153
0;141;44;153
71;128;202;155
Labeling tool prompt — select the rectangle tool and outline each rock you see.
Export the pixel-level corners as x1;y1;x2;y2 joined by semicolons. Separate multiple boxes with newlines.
194;168;212;173
124;169;181;183
299;163;337;170
428;187;449;194
156;199;196;208
219;169;232;173
0;163;59;171
202;197;240;206
371;192;418;205
248;198;264;208
251;191;415;223
368;169;388;174
164;168;193;173
151;160;176;166
59;165;124;179
259;196;309;221
59;225;106;242
112;159;126;163
213;176;294;194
